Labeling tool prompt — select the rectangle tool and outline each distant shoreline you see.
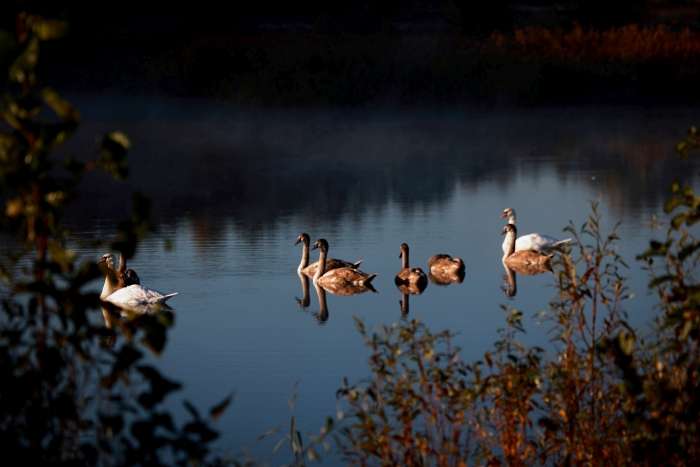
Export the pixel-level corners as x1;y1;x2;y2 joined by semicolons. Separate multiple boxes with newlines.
43;22;700;107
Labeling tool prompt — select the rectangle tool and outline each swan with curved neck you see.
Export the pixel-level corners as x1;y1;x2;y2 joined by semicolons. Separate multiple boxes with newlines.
501;207;570;253
428;253;465;275
311;238;377;286
98;253;177;306
296;233;363;276
501;224;553;265
395;243;427;288
98;252;140;299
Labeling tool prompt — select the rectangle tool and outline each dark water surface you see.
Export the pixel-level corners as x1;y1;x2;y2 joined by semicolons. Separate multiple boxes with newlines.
58;96;700;462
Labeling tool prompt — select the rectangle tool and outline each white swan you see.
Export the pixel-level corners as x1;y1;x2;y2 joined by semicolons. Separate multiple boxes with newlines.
103;284;178;307
295;233;363;277
98;253;177;306
311;239;377;286
98;252;140;299
501;208;570;253
501;224;553;266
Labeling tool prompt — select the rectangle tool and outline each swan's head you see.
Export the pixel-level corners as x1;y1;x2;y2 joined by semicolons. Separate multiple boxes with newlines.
399;243;409;258
501;224;517;237
501;207;515;222
98;253;116;270
311;238;329;252
295;232;310;246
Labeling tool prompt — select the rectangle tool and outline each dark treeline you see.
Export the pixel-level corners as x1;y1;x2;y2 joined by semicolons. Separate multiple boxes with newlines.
4;0;699;105
0;0;653;36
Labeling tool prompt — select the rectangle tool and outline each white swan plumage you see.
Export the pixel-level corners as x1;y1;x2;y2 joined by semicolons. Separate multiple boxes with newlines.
103;284;178;306
501;207;570;253
98;252;177;306
98;252;140;299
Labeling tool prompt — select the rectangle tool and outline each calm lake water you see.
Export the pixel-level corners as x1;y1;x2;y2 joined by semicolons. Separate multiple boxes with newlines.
56;96;700;463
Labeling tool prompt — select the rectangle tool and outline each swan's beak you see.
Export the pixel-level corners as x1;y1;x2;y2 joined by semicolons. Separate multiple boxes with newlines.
500;212;507;219
311;244;318;250
294;238;301;245
98;257;107;264
500;226;508;235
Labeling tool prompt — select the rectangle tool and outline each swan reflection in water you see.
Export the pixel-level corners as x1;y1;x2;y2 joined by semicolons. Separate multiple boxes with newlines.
399;292;410;318
311;279;377;324
396;282;427;319
296;272;311;309
428;269;465;286
99;300;175;348
501;260;553;298
314;283;329;323
316;279;377;296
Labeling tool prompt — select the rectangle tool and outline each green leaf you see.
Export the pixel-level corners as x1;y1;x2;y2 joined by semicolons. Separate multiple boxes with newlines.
664;196;683;214
29;17;69;41
96;132;131;180
8;36;39;83
681;319;693;341
618;331;634;356
676;140;692;159
42;88;80;123
671;213;687;230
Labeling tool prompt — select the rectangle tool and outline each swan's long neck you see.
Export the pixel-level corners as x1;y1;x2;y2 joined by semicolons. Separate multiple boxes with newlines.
503;229;516;261
508;212;516;225
298;241;309;271
101;270;118;299
313;247;328;282
100;255;118;299
401;248;409;269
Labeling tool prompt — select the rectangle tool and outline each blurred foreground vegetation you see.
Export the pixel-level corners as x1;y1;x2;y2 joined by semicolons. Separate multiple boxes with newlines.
2;3;700;466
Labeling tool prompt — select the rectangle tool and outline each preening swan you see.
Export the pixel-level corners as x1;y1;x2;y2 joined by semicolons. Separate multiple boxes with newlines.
395;243;427;290
501;207;570;253
501;224;553;265
311;239;377;286
98;253;177;306
98;252;140;299
296;233;363;277
428;254;465;275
